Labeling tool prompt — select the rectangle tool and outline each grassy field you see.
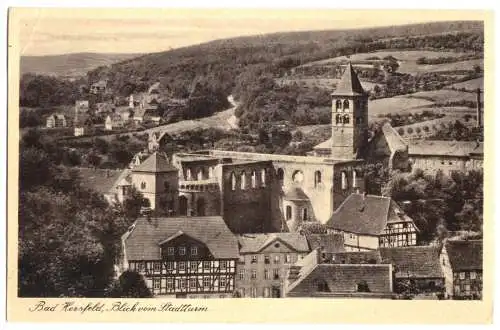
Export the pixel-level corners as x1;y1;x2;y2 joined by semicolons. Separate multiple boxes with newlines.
446;77;484;91
276;77;376;91
404;89;479;103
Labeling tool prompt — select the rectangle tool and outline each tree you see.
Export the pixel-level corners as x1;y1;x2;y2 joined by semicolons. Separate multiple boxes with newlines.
107;271;153;298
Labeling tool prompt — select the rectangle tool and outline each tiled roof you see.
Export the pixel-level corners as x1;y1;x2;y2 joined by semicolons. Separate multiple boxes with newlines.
333;251;382;264
326;194;394;235
306;234;345;253
132;152;178;173
381;123;408;154
331;62;367;96
445;240;483;271
408;140;483;157
313;138;331;150
283;187;309;201
379;246;444;278
77;168;124;195
124;216;239;260
237;233;310;254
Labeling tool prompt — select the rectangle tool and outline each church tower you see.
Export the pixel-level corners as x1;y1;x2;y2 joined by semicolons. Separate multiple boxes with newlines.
331;63;369;159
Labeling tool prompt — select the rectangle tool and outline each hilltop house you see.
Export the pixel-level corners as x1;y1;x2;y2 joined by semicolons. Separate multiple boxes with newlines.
326;193;419;251
75;100;89;113
46;114;67;128
120;216;239;298
105;113;125;131
439;239;483;299
90;80;107;94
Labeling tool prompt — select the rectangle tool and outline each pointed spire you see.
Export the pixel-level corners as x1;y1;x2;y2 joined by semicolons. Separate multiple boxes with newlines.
331;62;366;96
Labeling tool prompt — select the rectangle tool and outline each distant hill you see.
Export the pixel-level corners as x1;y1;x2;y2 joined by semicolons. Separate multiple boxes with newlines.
20;52;142;78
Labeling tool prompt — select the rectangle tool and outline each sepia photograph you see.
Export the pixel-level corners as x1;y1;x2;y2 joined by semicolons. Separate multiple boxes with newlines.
6;7;493;323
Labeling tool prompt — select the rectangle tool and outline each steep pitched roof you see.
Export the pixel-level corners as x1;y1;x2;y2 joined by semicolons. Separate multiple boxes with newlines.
331;62;367;96
379;246;444;278
132;152;178;173
124;216;239;260
306;234;345;253
333;251;382;264
313;138;331;150
326;194;413;235
283;187;309;201
408;141;483;157
237;233;310;254
445;240;483;271
77;168;124;195
380;122;408;154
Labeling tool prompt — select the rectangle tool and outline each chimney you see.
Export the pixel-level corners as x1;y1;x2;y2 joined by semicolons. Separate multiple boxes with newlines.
476;88;482;128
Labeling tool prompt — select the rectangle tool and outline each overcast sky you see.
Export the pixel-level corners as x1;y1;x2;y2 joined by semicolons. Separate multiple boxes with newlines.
17;9;450;56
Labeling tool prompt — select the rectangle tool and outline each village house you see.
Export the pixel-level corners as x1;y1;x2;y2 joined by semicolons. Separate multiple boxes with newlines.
380;246;445;297
440;239;483;300
96;102;114;114
326;193;419;251
105;113;125;131
46;114;67;128
285;248;394;298
73;113;91;137
236;233;310;298
120;216;239;298
75;100;89;113
90;80;107;94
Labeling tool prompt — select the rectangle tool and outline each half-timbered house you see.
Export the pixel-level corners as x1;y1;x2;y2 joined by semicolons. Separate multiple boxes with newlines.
121;216;239;298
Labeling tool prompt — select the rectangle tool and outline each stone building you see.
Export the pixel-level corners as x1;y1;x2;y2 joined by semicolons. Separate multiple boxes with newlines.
46;114;67;128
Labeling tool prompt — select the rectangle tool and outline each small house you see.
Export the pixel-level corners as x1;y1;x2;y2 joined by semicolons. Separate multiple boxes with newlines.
46;114;67;128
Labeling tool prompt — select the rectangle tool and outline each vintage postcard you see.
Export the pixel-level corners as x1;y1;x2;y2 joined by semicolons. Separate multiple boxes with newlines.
7;8;494;323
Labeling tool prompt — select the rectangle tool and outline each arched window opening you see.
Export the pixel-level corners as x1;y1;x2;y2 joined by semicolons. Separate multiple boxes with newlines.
164;181;170;191
335;114;342;124
197;168;203;181
277;168;284;182
341;172;347;190
302;208;308;221
343;115;350;124
286;205;292;220
197;198;206;216
186;168;192;180
251;171;257;188
179;196;188;216
353;170;358;188
314;171;322;188
261;169;266;187
335;100;342;110
240;171;247;190
292;170;304;184
140;182;146;190
230;172;237;191
208;166;214;178
343;100;350;110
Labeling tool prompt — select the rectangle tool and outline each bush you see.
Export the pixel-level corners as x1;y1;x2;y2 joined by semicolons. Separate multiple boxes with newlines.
398;128;405;135
407;127;414;134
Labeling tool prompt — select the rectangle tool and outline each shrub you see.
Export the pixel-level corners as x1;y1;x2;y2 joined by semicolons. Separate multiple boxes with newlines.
398;128;405;135
407;127;414;134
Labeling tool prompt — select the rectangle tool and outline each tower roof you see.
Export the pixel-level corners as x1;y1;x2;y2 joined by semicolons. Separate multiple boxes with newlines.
331;62;366;97
132;152;178;173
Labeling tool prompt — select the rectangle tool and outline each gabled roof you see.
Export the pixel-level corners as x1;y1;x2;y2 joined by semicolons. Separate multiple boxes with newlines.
408;141;483;157
124;216;239;260
237;233;310;254
380;246;444;278
306;234;345;254
77;168;124;195
132;152;178;173
313;138;331;150
283;187;309;201
380;122;408;154
326;194;414;235
331;62;367;97
445;240;483;271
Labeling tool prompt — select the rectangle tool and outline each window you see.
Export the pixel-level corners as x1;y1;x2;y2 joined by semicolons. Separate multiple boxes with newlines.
264;255;270;264
179;278;186;289
167;247;174;256
341;172;347;190
261;169;266;187
203;276;211;287
179;247;186;255
190;278;197;289
179;262;186;272
251;171;257;188
231;172;237;191
263;287;271;298
335;100;342;110
251;287;257;298
470;271;477;280
166;261;173;271
353;170;358;188
186;169;192;180
140;182;146;190
190;262;198;273
167;278;174;289
251;255;258;264
273;269;280;280
302;208;308;221
240;172;247;190
343;114;350;124
343;99;349;110
292;170;304;183
286;205;292;220
209;167;214;178
285;254;292;264
153;262;161;272
356;281;370;292
191;247;198;256
251;270;257;279
314;171;322;188
264;269;270;280
220;277;226;287
220;261;227;271
197;169;203;180
196;198;206;216
277;168;284;182
203;261;211;271
238;269;245;280
163;181;169;191
459;272;466;280
153;278;161;289
274;255;280;264
335;114;342;124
